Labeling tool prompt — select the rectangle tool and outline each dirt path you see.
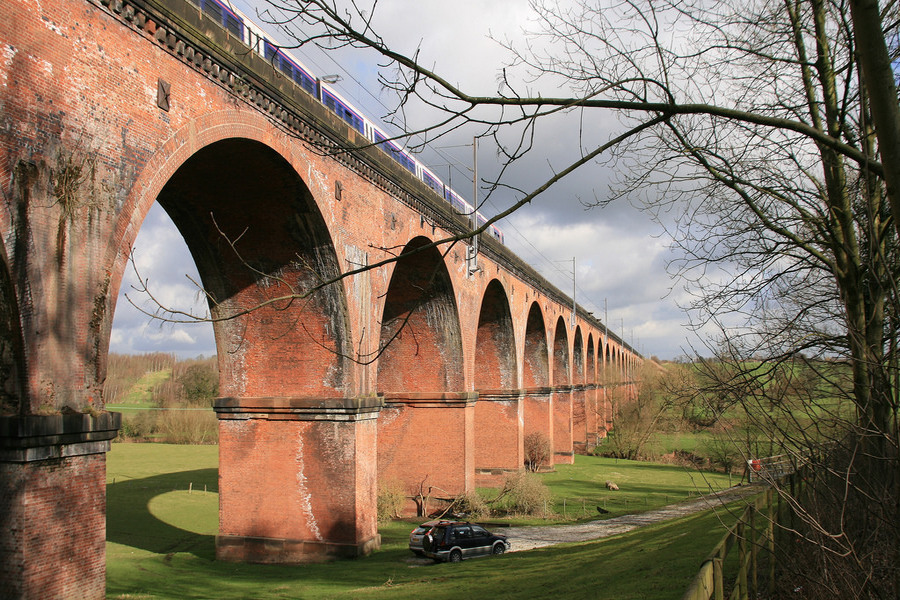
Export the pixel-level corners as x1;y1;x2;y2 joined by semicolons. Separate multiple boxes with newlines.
503;484;764;552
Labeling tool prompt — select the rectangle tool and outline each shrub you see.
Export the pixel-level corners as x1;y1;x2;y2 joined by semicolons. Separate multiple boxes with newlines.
498;471;552;517
377;479;406;522
444;491;490;520
177;362;218;406
118;410;158;440
524;432;551;472
157;409;218;444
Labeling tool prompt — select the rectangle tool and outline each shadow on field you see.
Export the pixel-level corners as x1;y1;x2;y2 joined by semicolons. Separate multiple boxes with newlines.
107;468;218;559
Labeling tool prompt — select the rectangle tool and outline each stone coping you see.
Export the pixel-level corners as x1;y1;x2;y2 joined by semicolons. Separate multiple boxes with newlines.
214;396;384;421
381;391;477;408
0;413;121;462
474;388;525;401
522;387;553;397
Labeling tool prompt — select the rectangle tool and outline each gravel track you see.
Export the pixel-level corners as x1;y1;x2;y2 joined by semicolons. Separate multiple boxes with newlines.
503;484;764;552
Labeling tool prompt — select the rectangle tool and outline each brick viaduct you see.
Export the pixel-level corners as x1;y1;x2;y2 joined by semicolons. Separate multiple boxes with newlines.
0;0;641;597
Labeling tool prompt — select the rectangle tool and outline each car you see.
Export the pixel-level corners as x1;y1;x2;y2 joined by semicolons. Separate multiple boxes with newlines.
408;520;442;556
417;521;510;562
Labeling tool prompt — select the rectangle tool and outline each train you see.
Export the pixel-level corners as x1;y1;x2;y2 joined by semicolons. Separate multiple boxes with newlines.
189;0;505;244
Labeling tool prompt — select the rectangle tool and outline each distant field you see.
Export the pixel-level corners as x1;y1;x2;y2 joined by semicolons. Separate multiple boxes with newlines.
106;444;742;599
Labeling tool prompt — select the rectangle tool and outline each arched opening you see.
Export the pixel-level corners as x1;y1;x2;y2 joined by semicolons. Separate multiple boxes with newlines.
375;237;468;508
107;137;372;564
586;333;596;385
376;236;463;393
523;303;549;388
473;280;519;484
552;317;570;386
522;302;551;469
154;138;349;397
551;316;573;464
473;279;516;390
571;327;585;454
573;327;584;383
585;333;597;447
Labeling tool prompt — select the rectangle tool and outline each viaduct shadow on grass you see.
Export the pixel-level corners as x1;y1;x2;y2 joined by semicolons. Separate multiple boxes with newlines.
107;467;218;559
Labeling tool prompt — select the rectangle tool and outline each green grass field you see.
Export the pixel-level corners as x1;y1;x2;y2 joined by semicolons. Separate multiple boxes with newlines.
106;444;743;599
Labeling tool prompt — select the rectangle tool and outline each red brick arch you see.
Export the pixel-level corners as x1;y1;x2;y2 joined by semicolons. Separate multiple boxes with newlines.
473;279;520;485
552;316;570;386
376;236;463;393
523;301;549;387
105;110;345;396
552;316;574;463
473;279;517;390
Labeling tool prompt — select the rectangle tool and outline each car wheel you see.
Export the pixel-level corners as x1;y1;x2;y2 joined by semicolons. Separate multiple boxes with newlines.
423;534;433;552
492;543;506;555
449;550;463;563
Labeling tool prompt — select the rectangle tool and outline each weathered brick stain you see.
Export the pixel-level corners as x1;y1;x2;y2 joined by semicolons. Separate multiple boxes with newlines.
0;0;641;596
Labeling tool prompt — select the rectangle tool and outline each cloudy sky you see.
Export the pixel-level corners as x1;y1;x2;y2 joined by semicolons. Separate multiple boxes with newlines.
110;0;706;361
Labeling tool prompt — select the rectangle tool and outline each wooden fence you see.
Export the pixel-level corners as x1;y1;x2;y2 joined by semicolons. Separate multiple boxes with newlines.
681;486;780;600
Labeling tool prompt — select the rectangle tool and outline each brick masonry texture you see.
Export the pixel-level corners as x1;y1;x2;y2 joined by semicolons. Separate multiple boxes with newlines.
0;0;640;595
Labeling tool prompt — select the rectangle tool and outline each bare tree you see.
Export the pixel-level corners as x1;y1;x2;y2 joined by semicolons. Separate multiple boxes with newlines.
246;0;900;595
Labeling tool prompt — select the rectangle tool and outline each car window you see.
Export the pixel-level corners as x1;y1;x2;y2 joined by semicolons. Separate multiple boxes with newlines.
471;526;488;537
451;526;471;540
431;526;446;542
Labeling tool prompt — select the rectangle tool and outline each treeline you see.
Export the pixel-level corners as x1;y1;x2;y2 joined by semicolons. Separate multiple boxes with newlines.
104;352;177;405
596;359;853;477
105;353;219;444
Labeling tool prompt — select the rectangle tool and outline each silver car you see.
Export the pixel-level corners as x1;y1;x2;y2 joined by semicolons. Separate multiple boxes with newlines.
408;520;443;556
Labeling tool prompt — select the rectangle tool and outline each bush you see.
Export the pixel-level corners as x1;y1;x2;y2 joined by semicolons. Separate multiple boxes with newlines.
377;479;406;522
524;432;551;472
444;491;490;520
498;471;552;517
157;409;218;444
118;410;158;440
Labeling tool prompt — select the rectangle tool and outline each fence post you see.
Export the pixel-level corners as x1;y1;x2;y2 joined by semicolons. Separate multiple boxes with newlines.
737;519;748;600
768;487;776;593
713;556;724;600
749;504;758;599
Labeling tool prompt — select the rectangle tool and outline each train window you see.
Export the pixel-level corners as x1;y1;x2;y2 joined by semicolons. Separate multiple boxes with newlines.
220;4;243;37
323;90;365;134
201;0;222;25
264;41;277;62
423;171;442;193
278;56;293;79
294;70;316;95
200;0;243;38
450;193;467;214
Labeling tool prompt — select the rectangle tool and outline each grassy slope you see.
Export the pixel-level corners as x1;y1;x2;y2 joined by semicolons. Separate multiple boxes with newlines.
106;369;173;409
106;444;741;600
537;454;730;522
